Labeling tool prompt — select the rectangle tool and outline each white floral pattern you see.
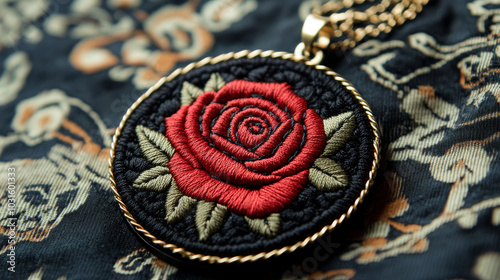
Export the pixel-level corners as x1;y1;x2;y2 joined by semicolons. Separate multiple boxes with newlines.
11;89;70;145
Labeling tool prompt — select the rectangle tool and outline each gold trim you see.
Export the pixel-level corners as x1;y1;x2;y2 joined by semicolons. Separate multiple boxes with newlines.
108;50;381;264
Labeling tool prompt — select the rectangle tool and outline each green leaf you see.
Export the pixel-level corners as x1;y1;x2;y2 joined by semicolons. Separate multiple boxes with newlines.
133;166;172;192
180;81;204;105
204;73;226;92
322;111;356;157
195;201;227;241
136;125;174;166
165;181;197;223
309;158;349;191
245;213;280;237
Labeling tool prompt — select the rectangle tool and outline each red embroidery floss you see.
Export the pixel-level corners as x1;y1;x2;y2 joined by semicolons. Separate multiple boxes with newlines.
165;80;326;218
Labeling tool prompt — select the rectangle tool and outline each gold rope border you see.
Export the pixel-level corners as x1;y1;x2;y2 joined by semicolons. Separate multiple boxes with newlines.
108;50;381;264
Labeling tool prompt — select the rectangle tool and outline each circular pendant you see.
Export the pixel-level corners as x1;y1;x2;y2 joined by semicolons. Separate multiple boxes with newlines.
109;50;380;265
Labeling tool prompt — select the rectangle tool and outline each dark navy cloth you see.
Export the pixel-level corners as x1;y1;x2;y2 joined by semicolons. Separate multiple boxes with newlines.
0;0;499;279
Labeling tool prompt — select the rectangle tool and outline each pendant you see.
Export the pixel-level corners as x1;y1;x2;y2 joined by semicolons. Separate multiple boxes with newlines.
109;50;380;265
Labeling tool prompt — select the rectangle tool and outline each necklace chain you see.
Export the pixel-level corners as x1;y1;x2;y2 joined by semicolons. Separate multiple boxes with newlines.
318;0;429;49
299;0;430;60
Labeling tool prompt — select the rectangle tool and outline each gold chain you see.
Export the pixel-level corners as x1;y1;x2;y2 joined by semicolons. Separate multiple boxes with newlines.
298;0;430;60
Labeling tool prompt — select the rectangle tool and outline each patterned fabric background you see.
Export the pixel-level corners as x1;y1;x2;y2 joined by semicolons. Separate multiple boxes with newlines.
0;0;499;279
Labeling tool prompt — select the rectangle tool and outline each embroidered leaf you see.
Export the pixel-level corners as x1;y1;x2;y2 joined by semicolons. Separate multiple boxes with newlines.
245;213;280;237
165;181;197;223
180;81;204;106
136;125;174;166
195;201;227;241
204;73;226;92
133;166;172;192
309;158;349;191
322;111;356;157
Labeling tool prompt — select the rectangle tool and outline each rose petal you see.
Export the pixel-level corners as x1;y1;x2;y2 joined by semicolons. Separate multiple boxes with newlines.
271;109;326;176
165;105;202;169
219;170;309;218
211;133;259;161
225;97;286;126
169;151;309;218
245;120;303;173
237;116;269;149
201;101;225;139
215;80;308;117
210;106;239;140
253;118;292;156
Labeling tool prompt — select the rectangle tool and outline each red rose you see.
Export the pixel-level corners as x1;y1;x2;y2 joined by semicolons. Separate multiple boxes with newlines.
165;80;326;218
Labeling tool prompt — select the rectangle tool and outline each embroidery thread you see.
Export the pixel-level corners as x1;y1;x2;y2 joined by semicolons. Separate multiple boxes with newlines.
133;72;355;240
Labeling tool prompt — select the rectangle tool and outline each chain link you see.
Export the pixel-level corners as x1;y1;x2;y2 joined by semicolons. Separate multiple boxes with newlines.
305;0;430;51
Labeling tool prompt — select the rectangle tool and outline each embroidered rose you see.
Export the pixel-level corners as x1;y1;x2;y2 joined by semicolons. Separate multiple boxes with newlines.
133;73;354;239
165;78;326;218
